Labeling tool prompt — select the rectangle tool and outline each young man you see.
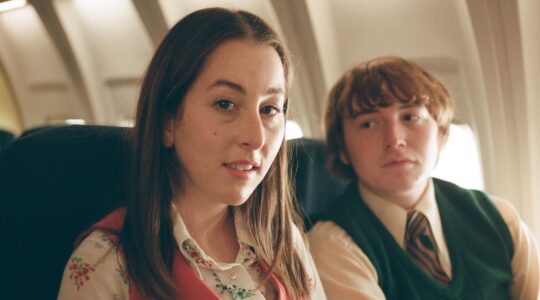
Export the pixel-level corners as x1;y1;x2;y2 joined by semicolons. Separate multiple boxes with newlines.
308;56;539;299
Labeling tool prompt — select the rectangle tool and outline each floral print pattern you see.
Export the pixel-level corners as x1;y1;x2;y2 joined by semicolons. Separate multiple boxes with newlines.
182;240;215;268
180;239;263;298
213;273;256;299
116;266;129;285
102;234;130;287
240;243;257;264
68;257;95;290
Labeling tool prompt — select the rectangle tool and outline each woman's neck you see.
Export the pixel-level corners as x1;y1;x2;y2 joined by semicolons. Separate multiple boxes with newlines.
174;194;239;263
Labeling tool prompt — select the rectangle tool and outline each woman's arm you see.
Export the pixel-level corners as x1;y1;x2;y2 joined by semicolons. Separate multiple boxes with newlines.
57;230;129;300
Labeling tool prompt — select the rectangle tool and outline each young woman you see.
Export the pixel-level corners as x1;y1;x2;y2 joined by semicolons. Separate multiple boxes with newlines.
58;7;325;300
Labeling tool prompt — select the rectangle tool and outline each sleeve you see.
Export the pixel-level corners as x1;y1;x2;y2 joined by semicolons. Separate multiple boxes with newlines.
308;221;386;300
291;223;327;300
57;230;130;300
491;195;540;300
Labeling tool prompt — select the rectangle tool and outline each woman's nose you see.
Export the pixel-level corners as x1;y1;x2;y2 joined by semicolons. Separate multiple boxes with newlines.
238;112;265;150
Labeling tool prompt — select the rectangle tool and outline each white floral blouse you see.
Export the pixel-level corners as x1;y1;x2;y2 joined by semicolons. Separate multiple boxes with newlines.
57;207;326;300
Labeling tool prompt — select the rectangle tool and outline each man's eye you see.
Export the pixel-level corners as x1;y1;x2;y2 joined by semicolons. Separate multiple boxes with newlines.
215;99;235;110
260;105;281;115
403;114;419;121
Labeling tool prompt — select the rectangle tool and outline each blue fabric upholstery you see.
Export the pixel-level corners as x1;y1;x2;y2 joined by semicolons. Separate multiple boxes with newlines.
0;125;347;299
0;125;128;299
0;128;15;151
288;138;349;228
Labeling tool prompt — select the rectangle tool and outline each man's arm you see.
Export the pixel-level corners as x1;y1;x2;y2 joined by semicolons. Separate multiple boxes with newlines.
308;221;386;299
491;196;540;300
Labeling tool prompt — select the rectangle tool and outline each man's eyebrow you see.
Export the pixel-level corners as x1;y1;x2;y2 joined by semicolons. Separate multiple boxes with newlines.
208;79;285;96
399;103;419;109
350;107;378;118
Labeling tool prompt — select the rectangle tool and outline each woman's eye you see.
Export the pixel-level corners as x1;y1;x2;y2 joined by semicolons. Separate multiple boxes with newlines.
361;121;375;129
215;99;235;111
260;105;281;115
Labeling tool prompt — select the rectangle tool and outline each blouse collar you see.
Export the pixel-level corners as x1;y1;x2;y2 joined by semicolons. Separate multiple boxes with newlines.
170;204;258;270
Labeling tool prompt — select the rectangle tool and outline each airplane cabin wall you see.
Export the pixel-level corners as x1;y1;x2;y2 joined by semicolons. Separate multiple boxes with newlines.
519;0;540;237
463;0;540;237
0;63;22;133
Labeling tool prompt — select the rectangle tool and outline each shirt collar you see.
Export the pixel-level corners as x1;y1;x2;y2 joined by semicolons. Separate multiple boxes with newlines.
360;179;444;249
170;204;258;269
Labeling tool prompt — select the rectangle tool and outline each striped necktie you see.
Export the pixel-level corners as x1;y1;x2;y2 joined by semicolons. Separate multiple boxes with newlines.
405;210;450;283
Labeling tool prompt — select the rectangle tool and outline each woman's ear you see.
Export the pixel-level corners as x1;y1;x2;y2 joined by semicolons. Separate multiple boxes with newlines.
339;150;350;165
163;117;175;148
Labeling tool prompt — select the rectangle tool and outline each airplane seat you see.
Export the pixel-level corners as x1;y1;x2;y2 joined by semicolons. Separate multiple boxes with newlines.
0;125;348;299
0;125;128;299
0;128;15;151
288;138;350;229
20;124;68;138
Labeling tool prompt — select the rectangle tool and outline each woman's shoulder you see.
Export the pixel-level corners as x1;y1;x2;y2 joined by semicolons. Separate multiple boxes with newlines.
290;221;307;246
57;230;129;299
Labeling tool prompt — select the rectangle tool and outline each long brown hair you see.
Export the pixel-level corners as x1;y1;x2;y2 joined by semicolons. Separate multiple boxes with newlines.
325;56;454;180
122;7;310;299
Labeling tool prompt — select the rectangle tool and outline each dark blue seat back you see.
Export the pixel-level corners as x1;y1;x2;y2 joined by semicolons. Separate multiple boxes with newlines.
0;126;347;299
0;128;15;151
288;138;349;228
0;126;128;299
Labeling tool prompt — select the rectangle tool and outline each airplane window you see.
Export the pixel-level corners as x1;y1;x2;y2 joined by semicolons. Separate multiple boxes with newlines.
432;123;484;190
0;0;26;13
56;118;86;125
285;120;303;140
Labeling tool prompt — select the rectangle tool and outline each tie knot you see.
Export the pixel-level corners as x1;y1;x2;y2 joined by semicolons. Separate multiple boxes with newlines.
406;210;428;240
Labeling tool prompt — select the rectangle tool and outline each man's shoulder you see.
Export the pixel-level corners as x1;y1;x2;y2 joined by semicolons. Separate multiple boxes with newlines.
433;177;492;205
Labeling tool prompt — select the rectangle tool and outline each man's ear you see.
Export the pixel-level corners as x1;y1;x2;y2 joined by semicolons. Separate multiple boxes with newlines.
339;150;350;165
435;130;448;165
438;130;449;150
163;116;175;148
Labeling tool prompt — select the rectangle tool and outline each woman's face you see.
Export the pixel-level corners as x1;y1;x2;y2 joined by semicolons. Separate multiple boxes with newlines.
164;39;286;209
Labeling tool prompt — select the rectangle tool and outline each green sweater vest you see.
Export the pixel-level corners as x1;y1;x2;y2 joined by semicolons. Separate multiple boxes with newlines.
324;178;514;300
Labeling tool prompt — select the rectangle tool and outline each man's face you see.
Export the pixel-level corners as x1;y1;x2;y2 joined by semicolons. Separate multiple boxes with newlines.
340;101;441;208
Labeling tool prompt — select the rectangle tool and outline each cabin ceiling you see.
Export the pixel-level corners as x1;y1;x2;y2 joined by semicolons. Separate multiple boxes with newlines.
0;0;490;132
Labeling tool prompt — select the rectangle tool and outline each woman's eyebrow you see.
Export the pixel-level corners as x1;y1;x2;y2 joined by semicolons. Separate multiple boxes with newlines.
208;79;285;96
266;87;285;96
208;79;246;94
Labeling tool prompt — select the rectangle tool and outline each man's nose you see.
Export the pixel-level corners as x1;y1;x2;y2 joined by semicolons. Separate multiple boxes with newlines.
385;121;406;149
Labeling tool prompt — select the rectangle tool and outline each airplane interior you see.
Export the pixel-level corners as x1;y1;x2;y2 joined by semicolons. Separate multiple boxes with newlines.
1;0;539;298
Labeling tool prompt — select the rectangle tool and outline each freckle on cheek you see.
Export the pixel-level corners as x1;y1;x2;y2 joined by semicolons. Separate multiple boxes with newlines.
213;132;217;136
